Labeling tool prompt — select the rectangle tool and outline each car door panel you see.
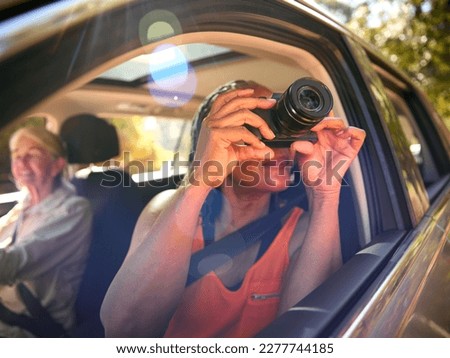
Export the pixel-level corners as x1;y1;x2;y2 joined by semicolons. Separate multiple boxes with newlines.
336;184;449;337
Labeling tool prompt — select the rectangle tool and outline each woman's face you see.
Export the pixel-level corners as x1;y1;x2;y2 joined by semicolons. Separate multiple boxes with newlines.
10;135;63;190
229;84;295;192
230;147;295;192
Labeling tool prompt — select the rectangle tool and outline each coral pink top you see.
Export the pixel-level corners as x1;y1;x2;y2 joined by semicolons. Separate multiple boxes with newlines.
164;207;303;338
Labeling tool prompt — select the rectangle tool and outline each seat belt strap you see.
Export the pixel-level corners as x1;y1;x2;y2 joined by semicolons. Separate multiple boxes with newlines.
17;283;68;337
0;284;67;337
0;215;68;337
186;197;301;286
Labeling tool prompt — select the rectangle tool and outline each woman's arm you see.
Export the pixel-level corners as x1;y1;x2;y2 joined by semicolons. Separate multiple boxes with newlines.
279;191;341;314
100;182;211;337
279;118;365;314
0;197;92;284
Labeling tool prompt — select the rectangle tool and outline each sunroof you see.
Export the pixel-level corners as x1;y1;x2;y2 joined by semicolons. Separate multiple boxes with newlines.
97;43;231;83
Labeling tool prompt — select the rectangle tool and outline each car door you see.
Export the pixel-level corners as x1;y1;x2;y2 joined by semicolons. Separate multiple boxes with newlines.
332;38;450;338
0;0;448;338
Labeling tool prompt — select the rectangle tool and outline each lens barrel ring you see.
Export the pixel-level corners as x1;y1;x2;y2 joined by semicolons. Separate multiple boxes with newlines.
285;77;333;120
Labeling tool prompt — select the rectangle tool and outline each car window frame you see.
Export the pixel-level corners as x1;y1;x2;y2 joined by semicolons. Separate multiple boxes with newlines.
343;37;430;228
371;62;450;202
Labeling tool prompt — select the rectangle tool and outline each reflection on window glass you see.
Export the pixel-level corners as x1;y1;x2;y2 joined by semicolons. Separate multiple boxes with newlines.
385;88;439;186
105;116;191;182
397;114;423;165
386;90;424;163
98;44;231;83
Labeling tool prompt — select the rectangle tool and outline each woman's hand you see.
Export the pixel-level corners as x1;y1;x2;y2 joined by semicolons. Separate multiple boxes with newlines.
191;88;276;187
290;118;366;194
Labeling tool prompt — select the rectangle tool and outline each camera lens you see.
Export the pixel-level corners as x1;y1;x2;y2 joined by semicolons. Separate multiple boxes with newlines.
298;86;323;112
276;77;333;135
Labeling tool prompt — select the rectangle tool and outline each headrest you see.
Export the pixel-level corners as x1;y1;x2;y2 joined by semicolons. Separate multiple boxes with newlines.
60;114;119;164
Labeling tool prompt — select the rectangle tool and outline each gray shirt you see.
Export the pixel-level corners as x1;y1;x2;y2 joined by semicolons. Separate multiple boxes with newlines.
0;180;92;337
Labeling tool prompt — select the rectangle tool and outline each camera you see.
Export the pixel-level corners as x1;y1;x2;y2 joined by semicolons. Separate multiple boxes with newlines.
249;77;333;147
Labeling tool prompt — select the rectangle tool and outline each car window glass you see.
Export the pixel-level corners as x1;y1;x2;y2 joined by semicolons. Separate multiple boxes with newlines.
384;88;440;187
352;46;430;224
87;38;348;187
104;116;191;182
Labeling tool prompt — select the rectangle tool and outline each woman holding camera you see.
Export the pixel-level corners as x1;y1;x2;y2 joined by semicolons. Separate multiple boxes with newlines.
101;81;366;338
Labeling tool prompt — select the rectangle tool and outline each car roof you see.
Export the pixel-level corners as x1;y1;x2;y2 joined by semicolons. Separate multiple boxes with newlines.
0;0;416;129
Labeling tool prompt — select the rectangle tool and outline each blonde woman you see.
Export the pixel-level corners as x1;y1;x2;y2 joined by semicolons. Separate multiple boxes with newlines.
0;126;92;337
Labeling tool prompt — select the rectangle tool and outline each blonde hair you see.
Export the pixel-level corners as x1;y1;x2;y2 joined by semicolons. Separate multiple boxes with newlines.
9;126;67;159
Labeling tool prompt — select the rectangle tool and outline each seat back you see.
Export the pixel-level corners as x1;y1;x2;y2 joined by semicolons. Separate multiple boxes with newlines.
60;114;145;337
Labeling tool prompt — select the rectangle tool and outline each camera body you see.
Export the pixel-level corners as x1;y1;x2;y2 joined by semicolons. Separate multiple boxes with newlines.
249;77;333;147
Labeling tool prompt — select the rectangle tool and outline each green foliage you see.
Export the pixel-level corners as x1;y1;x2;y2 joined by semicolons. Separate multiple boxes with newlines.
314;0;448;127
345;0;449;128
106;116;174;175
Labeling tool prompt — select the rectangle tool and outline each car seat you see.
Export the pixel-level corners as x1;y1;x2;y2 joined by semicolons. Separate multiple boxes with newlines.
60;114;146;337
